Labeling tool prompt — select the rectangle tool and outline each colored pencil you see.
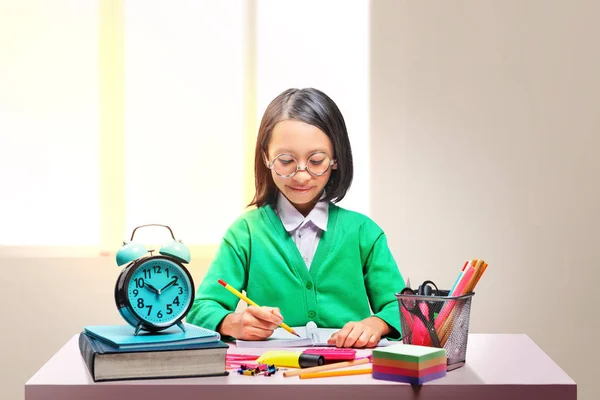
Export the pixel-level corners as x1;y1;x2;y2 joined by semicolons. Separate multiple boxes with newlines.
471;262;488;289
283;357;371;377
217;279;300;337
434;263;476;331
439;259;488;346
299;367;373;379
464;259;484;294
448;261;469;295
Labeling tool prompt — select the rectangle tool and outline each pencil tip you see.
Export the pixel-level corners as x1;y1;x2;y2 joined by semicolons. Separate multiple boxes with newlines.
293;331;301;337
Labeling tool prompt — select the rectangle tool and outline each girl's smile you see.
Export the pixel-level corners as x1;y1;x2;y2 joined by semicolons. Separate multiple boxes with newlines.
288;185;313;193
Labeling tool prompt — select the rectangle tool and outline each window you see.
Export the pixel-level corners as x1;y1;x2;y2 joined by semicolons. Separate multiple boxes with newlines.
123;1;245;245
0;0;370;253
0;1;100;246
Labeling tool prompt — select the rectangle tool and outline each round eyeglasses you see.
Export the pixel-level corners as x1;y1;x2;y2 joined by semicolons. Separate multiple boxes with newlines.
267;152;336;178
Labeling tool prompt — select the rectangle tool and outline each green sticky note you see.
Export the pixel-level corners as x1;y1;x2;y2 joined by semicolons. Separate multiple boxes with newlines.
373;343;446;363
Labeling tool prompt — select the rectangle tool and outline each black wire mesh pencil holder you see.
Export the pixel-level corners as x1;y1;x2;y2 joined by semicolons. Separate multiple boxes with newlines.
395;290;475;371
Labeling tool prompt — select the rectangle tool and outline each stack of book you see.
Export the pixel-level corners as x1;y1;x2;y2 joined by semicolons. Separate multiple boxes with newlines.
79;322;229;382
371;344;447;384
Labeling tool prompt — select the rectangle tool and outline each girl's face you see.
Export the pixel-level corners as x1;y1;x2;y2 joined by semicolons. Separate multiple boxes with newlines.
266;119;337;216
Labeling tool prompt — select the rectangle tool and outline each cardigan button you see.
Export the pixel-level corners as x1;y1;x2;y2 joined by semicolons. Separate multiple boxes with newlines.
308;310;316;318
305;282;313;290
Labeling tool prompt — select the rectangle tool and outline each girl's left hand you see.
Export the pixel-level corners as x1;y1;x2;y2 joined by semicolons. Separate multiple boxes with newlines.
327;316;390;348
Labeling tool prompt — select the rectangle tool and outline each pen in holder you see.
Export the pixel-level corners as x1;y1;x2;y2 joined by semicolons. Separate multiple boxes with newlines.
396;290;475;371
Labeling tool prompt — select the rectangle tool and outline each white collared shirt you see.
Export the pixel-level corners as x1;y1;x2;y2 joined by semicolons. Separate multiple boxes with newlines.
275;192;329;270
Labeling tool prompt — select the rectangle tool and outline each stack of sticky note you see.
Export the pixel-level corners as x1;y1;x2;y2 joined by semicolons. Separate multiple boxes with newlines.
372;344;447;384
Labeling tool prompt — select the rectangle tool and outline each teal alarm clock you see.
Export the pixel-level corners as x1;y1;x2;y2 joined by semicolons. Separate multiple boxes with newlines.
114;225;194;335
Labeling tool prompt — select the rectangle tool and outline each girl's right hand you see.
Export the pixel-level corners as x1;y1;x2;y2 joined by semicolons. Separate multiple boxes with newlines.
219;306;283;340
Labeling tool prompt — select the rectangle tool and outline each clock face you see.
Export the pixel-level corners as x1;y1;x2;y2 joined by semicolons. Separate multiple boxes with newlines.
125;257;193;327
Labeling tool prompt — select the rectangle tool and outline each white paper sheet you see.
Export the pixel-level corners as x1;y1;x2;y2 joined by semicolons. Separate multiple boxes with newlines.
235;322;391;348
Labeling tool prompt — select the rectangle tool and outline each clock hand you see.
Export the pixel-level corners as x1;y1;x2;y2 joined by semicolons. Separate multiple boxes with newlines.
145;282;161;295
160;278;178;293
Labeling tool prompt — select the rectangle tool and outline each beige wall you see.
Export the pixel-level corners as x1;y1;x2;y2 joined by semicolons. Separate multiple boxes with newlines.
2;1;599;399
370;1;599;400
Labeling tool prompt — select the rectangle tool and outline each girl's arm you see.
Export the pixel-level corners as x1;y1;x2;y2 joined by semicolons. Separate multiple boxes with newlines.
362;230;405;339
185;218;283;340
327;316;391;348
327;224;405;348
218;305;283;340
185;238;247;332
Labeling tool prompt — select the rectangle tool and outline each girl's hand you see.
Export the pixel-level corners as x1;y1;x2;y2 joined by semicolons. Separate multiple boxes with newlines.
219;306;283;340
327;316;390;348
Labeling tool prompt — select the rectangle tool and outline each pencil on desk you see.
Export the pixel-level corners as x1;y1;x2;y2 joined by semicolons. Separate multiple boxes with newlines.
217;279;300;337
283;357;371;377
299;367;373;379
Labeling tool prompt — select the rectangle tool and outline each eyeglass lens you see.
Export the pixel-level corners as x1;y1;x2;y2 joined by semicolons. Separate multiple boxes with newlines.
272;153;332;177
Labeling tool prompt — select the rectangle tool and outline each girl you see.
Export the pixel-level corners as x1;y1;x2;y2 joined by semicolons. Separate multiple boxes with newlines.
187;88;405;348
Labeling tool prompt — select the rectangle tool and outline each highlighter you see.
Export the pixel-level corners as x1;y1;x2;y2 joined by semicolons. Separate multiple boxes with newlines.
256;351;325;368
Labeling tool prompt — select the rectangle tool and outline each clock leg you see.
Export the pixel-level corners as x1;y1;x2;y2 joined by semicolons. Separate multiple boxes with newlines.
134;323;144;336
176;320;187;333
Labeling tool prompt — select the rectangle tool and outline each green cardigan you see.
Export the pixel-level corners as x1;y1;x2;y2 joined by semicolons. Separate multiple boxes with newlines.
186;203;405;338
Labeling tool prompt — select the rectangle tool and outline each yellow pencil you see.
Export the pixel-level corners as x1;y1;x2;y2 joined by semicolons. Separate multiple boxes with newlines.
218;279;300;337
299;367;373;379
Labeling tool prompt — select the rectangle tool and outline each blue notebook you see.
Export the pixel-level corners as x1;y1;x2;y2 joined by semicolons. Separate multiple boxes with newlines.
84;323;221;349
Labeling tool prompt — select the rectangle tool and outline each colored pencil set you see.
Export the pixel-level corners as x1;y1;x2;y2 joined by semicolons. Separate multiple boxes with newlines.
397;258;488;368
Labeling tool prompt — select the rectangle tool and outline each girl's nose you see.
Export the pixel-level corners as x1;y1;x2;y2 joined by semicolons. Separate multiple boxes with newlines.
292;168;311;183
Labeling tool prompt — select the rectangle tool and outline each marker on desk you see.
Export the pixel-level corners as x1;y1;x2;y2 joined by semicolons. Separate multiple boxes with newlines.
217;279;300;337
257;350;324;368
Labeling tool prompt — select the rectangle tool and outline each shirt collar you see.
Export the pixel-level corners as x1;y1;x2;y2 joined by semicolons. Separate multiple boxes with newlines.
276;192;329;232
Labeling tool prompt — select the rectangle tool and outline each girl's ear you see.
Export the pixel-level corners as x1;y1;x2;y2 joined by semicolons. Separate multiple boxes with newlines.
332;160;338;170
263;152;270;168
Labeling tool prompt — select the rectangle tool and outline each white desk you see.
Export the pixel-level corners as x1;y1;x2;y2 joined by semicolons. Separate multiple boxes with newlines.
25;333;575;400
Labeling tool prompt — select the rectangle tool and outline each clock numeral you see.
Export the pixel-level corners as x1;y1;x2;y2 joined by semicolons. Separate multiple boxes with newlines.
173;296;180;306
135;278;144;288
178;287;183;295
165;268;170;278
157;310;163;319
166;304;173;314
146;305;152;316
153;265;162;274
143;268;152;280
172;276;179;286
137;298;145;308
133;289;139;297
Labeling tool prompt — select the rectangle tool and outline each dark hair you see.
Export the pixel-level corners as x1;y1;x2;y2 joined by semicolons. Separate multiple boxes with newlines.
249;88;353;208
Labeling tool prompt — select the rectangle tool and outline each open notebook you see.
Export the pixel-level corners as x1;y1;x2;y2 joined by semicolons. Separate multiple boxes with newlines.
236;321;391;348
